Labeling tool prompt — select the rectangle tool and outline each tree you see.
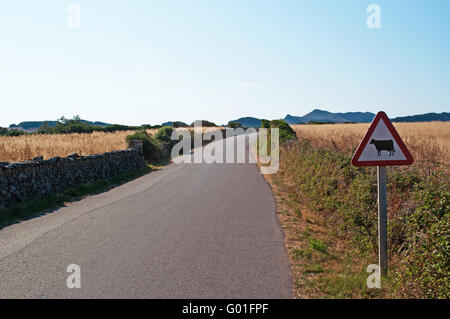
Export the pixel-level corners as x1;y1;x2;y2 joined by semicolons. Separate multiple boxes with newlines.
190;120;217;127
228;121;242;129
57;116;68;124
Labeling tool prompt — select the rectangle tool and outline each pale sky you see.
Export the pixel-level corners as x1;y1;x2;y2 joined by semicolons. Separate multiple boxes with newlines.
1;0;449;126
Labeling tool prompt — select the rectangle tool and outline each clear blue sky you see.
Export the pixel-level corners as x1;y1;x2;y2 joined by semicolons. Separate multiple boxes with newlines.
1;0;449;126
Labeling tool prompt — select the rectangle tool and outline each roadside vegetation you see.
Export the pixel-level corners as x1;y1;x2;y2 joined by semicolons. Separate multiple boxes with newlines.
264;121;449;298
261;119;297;143
257;119;297;158
126;130;167;162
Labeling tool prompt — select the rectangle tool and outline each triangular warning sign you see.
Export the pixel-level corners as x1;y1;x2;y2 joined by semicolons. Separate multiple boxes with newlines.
352;111;414;167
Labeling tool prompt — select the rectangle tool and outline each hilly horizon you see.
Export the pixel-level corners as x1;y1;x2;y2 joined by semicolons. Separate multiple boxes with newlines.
284;109;376;124
5;110;450;132
8;120;113;132
231;110;450;127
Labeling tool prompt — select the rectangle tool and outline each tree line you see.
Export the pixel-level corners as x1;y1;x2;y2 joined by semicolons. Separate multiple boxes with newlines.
0;116;219;136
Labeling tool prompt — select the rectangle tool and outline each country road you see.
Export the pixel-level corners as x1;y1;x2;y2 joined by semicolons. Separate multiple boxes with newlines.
0;133;293;298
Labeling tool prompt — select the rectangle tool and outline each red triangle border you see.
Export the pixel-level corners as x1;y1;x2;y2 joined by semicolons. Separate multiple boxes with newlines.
351;111;414;167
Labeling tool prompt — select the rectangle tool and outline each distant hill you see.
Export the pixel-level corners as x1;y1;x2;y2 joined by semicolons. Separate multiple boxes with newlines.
230;111;374;127
228;117;262;128
334;111;375;123
392;112;450;122
284;110;450;124
284;114;305;124
9;120;112;132
284;109;375;124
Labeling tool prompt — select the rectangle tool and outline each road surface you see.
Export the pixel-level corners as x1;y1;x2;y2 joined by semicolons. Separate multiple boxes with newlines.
0;134;292;298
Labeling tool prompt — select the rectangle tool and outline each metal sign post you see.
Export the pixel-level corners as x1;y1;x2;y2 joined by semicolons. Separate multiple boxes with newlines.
352;112;414;281
377;166;388;276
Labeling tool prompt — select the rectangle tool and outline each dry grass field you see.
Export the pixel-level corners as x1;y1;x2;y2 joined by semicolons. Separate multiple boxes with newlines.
0;131;134;162
0;127;223;162
291;122;450;165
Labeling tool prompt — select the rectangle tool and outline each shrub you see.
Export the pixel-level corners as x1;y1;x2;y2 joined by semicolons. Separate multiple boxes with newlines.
4;129;28;137
260;119;296;143
126;130;164;162
399;171;450;298
154;126;175;146
228;121;242;129
269;119;297;143
53;117;96;134
258;119;297;156
172;121;188;128
261;119;271;129
190;120;217;127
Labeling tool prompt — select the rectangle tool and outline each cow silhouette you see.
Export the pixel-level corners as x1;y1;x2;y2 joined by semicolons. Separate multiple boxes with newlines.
370;139;395;156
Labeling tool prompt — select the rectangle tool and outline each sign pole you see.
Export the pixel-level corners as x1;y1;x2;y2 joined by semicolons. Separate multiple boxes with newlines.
377;166;388;276
352;112;413;279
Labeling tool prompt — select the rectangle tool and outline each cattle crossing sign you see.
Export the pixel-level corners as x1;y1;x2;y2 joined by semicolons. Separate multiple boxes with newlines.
351;111;413;278
351;111;413;167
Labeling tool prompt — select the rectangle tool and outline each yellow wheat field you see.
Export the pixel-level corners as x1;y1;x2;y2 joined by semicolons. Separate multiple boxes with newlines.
291;122;450;164
0;127;224;162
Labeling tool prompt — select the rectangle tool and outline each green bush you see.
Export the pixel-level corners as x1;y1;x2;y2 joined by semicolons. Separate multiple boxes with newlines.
399;172;450;298
126;130;164;162
260;119;296;143
228;121;242;129
258;119;297;156
154;126;175;146
190;120;217;127
268;119;297;143
172;121;188;128
2;129;28;136
52;117;96;134
261;119;271;129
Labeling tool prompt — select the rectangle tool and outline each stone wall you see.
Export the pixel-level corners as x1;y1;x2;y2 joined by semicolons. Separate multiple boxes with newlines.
0;146;146;209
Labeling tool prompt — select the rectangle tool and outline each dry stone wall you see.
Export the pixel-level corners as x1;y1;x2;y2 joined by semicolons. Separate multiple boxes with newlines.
0;147;145;209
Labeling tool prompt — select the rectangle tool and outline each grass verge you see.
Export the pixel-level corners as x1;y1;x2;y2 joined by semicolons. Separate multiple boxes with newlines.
263;138;448;298
265;172;393;298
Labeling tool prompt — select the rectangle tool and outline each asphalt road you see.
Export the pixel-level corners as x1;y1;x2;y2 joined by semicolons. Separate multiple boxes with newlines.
0;134;292;298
